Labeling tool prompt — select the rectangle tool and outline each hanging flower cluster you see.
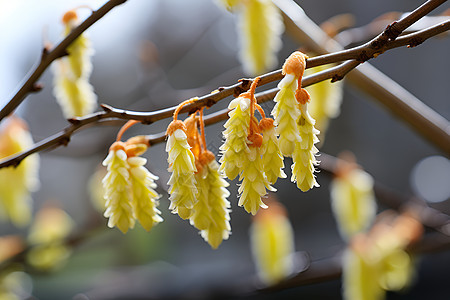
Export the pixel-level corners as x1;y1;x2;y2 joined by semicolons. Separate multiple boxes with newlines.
330;153;377;240
0;116;40;227
102;121;162;233
217;0;284;75
26;205;74;271
220;78;288;215
343;211;423;300
250;195;295;285
167;101;231;248
271;51;320;192
52;9;97;118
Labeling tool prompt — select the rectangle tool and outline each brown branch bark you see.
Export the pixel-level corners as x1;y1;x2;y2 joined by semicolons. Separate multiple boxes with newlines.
0;0;128;122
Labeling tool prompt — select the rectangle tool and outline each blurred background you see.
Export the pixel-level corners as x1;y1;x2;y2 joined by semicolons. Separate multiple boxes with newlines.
0;0;449;299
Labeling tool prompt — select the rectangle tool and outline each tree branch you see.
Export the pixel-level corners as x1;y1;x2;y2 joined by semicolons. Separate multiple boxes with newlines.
0;0;128;123
0;0;448;170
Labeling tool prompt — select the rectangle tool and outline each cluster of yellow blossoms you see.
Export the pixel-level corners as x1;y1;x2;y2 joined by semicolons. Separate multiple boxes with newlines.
52;9;97;118
102;122;162;233
102;51;320;248
166;103;231;248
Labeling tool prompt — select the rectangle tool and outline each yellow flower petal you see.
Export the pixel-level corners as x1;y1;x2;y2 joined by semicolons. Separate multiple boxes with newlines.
271;74;302;157
166;127;198;219
195;159;231;249
238;147;274;215
219;96;251;180
291;103;320;192
260;121;286;185
128;156;163;231
102;149;135;233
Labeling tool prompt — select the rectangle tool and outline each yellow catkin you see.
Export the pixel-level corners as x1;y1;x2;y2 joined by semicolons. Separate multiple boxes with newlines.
102;147;135;233
0;116;39;227
331;166;377;240
271;73;302;157
26;206;73;271
197;158;231;249
250;199;295;285
219;96;251;180
238;0;284;75
259;118;286;185
238;144;275;215
291;100;320;192
342;213;422;300
166;122;198;219
128;156;163;231
52;10;97;118
343;246;384;300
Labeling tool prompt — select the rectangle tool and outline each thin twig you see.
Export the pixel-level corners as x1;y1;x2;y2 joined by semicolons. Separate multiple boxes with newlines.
0;0;128;122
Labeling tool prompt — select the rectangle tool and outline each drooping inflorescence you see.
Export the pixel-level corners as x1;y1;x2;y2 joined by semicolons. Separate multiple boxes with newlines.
217;0;284;75
167;103;231;248
330;153;377;240
0;116;40;227
271;51;320;192
166;99;199;220
99;50;322;245
102;121;162;233
52;9;97;118
220;78;280;215
250;195;295;285
343;211;423;300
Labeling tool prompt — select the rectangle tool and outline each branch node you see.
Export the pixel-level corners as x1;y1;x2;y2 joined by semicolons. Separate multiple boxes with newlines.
41;46;50;60
331;74;344;83
206;98;216;108
31;83;44;93
384;21;401;40
357;50;371;62
67;118;81;125
60;136;71;147
234;78;252;97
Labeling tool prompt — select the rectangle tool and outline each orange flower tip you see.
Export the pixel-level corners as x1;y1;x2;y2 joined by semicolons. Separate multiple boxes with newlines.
295;88;310;105
282;51;307;77
166;120;187;136
125;135;149;147
124;143;147;157
62;10;78;24
248;133;263;148
109;141;126;152
259;118;275;131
